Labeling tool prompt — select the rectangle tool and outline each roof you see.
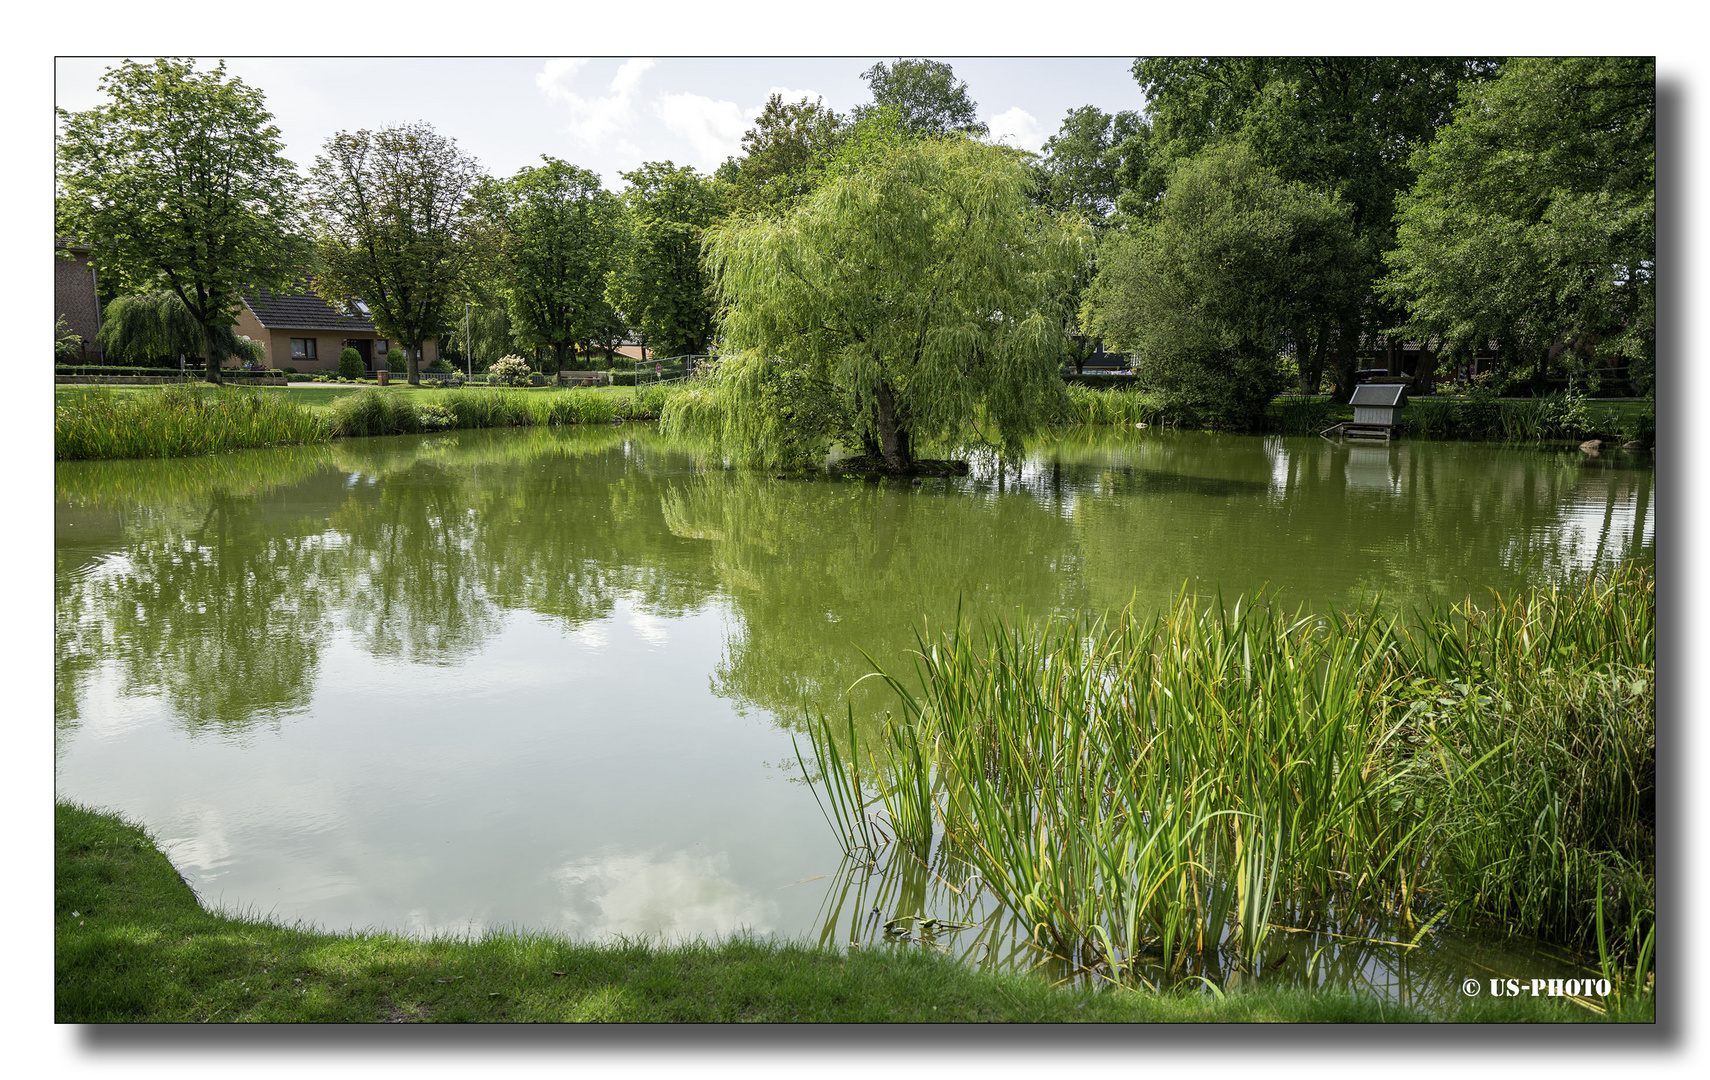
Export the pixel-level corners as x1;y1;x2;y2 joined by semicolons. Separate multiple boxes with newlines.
242;287;377;332
1349;384;1408;408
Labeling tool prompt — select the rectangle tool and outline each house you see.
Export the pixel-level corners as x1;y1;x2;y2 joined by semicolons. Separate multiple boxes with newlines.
234;287;438;372
55;239;104;362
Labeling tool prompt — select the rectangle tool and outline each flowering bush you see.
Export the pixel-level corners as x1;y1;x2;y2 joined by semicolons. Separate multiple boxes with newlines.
488;355;533;386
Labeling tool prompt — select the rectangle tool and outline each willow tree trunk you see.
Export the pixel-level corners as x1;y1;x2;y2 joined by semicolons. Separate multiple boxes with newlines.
874;378;911;473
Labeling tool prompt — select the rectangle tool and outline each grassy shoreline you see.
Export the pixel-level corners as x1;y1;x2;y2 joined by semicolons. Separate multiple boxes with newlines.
57;383;1654;462
54;383;677;461
56;801;1648;1022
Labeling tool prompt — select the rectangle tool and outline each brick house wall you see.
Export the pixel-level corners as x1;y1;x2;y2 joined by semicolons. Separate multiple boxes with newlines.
55;246;103;362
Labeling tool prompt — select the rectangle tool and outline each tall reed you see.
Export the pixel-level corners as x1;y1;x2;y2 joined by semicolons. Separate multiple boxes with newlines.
801;566;1654;987
56;384;328;460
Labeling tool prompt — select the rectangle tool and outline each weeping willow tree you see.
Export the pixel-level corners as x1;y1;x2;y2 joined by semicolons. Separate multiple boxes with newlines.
97;290;264;367
702;135;1091;473
440;303;514;373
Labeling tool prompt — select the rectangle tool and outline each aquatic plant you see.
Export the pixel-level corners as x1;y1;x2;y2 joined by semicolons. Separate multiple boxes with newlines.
800;566;1654;988
56;384;327;460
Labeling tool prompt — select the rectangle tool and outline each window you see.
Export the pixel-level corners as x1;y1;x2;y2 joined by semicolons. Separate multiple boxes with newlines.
378;339;389;355
290;338;317;360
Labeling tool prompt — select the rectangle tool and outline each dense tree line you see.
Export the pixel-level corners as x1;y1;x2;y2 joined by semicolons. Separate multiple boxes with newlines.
60;57;1653;425
1057;57;1653;419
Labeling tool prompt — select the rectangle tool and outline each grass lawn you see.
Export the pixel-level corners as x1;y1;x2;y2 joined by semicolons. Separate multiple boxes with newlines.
56;382;650;415
56;802;1649;1023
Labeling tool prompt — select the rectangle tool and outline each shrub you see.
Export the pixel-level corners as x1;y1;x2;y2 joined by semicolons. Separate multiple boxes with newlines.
281;366;298;376
337;348;364;380
489;355;533;387
56;315;83;362
386;351;406;374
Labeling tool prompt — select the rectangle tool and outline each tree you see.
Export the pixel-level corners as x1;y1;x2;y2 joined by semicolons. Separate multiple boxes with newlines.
1082;143;1361;428
724;94;849;215
1124;57;1498;395
854;59;988;138
605;162;726;362
704;137;1090;473
56;58;304;385
1034;105;1148;223
307;123;487;385
477;156;624;375
1380;58;1655;395
98;290;221;365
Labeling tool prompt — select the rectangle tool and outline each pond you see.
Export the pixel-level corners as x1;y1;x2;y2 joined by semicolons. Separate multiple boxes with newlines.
54;424;1654;1006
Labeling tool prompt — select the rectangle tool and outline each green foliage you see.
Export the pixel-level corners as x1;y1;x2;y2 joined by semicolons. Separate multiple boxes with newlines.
855;59;987;138
334;347;362;380
1380;58;1655;393
1034;105;1147;222
56;384;327;459
725;94;848;215
327;388;421;437
56;59;305;385
1083;143;1361;428
96;292;264;370
308;123;488;384
704;137;1090;471
1124;58;1499;396
477;157;624;373
55;315;83;362
800;566;1653;986
231;335;265;367
606;161;726;360
1396;383;1653;443
96;291;203;364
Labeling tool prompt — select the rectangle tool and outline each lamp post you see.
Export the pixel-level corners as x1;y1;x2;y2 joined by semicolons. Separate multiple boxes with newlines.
464;302;473;380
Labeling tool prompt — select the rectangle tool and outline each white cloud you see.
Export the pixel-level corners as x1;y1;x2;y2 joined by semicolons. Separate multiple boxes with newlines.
765;86;824;108
655;92;751;168
654;85;828;172
533;57;589;100
535;57;656;149
987;106;1046;154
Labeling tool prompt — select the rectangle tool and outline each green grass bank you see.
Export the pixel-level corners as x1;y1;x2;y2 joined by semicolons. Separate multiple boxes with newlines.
54;383;678;461
56;382;1654;461
56;801;1647;1023
1062;383;1655;443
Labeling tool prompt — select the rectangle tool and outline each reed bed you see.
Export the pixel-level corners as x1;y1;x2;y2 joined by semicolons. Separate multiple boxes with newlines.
800;565;1654;993
1060;383;1181;427
57;385;682;460
56;384;328;460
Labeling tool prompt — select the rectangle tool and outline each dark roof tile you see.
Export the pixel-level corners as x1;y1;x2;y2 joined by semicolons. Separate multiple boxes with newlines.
243;287;377;332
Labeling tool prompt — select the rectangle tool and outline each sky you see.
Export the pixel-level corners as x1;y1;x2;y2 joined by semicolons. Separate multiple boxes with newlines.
54;56;1150;191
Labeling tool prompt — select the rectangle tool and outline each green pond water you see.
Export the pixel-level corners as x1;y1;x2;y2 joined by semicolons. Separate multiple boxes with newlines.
54;424;1653;1007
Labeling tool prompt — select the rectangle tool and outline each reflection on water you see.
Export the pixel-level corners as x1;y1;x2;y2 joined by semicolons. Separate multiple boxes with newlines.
54;425;1652;1005
811;837;1604;1009
551;849;779;942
